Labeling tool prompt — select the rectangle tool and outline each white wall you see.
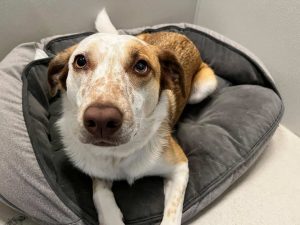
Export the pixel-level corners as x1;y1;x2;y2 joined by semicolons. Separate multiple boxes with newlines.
0;0;197;60
1;0;298;135
194;0;300;135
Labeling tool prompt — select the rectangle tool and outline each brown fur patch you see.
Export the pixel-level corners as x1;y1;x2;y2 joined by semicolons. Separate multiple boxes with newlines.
137;32;202;125
48;44;78;96
193;62;217;86
163;136;188;164
122;41;161;88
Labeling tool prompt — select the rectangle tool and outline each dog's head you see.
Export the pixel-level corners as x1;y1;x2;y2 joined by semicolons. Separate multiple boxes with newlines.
48;33;184;156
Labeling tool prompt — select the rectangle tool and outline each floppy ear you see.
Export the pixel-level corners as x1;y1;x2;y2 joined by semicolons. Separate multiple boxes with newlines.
158;50;186;97
48;45;77;97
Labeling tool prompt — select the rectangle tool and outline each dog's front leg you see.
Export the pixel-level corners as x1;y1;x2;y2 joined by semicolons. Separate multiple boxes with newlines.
161;162;189;225
93;178;124;225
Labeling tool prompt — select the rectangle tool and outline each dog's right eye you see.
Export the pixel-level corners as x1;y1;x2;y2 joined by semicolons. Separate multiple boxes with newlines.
74;54;87;68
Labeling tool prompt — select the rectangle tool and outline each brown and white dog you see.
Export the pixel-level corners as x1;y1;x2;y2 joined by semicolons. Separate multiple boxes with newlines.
48;11;217;225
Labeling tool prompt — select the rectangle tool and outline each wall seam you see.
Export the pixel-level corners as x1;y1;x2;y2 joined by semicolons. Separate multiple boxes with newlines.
193;0;202;24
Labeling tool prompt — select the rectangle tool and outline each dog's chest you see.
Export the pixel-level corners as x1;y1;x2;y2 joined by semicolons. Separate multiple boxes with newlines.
90;156;129;179
78;146;171;183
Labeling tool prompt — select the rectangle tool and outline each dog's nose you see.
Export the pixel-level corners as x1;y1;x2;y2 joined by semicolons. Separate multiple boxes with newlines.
83;105;123;138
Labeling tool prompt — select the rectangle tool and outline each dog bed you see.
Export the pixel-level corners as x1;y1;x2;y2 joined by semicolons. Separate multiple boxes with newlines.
0;24;284;225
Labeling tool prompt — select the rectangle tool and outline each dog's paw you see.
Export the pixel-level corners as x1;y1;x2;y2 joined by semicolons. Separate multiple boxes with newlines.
160;220;181;225
97;205;124;225
160;213;182;225
99;221;124;225
98;209;125;225
98;215;125;225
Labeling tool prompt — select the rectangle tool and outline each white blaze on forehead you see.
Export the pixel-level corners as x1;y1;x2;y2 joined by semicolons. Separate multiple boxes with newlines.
83;34;135;93
74;33;146;54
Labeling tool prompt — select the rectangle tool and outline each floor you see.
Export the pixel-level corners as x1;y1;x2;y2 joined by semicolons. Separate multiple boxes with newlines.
1;125;300;225
189;125;300;225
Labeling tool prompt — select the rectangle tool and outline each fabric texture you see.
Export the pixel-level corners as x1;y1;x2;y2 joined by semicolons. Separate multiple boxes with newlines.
0;44;84;224
1;24;284;225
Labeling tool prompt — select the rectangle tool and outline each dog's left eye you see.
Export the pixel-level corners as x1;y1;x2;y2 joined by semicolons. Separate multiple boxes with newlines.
133;60;149;74
74;54;87;68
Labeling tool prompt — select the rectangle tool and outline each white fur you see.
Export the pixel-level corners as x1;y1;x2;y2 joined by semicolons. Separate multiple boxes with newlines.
95;8;118;34
161;163;189;225
92;162;188;225
188;78;217;104
93;179;124;225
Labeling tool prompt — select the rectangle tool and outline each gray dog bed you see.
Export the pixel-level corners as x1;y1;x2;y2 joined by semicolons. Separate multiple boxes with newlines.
0;24;284;225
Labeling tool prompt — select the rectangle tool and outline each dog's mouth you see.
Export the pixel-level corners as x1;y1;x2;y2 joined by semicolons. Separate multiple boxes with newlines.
79;131;129;147
91;140;119;147
80;137;121;147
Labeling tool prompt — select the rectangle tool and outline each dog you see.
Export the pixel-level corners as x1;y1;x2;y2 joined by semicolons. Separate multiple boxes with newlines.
47;11;217;225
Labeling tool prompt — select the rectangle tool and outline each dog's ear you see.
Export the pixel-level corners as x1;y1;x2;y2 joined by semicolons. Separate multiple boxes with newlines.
48;45;77;97
158;50;186;97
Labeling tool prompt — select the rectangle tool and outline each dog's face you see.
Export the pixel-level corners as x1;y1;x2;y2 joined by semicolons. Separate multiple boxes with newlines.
48;33;183;156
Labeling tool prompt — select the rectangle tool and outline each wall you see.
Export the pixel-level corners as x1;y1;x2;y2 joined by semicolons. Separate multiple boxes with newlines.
1;0;298;135
0;0;197;60
195;0;300;135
